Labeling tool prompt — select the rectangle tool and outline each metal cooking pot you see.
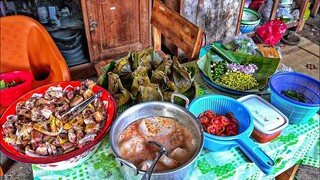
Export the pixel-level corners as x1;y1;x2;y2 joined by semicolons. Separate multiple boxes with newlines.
109;94;204;180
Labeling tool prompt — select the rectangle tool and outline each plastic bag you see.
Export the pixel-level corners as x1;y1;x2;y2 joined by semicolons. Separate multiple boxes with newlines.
249;0;265;11
258;0;273;24
223;34;258;55
256;20;288;46
292;9;300;21
276;8;294;23
277;64;294;73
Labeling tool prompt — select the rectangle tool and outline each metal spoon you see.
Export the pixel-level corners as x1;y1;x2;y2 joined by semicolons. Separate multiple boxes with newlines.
141;141;169;180
61;90;102;119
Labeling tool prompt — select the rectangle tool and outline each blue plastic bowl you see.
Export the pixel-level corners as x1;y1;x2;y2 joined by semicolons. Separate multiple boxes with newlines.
188;95;274;174
269;72;320;124
240;23;258;33
188;95;254;151
188;95;254;146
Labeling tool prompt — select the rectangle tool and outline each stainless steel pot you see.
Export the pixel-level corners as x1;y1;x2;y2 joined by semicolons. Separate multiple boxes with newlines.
109;94;204;180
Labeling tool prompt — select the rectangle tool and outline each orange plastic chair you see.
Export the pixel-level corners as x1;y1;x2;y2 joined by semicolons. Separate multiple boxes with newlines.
0;15;71;89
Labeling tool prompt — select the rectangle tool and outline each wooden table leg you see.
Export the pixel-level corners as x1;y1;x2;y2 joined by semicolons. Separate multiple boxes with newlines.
276;165;300;180
0;165;4;176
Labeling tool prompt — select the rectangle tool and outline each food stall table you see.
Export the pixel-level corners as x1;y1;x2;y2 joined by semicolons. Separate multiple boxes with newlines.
32;61;319;180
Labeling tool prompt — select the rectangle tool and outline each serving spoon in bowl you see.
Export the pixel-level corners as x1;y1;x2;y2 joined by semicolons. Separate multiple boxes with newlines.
61;90;102;119
141;141;169;180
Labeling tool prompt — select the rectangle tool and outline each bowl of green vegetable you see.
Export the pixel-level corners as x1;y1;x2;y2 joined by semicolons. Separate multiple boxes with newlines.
0;71;33;106
269;72;320;124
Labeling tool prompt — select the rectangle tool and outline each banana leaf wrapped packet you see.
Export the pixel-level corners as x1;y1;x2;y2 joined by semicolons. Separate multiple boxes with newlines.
97;47;198;109
107;72;132;106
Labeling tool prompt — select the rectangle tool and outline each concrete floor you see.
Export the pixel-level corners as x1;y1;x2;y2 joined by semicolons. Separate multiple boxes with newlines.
1;13;320;180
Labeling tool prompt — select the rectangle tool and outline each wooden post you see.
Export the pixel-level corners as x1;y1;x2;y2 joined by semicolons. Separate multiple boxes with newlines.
236;0;245;35
296;0;310;31
270;0;280;21
311;0;319;17
0;165;3;177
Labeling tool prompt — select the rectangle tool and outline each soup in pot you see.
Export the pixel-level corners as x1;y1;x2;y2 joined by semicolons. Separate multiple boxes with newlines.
117;116;197;172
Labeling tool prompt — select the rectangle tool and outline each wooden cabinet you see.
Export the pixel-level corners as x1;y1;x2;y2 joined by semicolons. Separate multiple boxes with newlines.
80;0;151;68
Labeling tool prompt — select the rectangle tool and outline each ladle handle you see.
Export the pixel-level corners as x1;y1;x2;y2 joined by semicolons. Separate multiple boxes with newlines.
116;157;139;176
141;149;165;180
237;136;275;175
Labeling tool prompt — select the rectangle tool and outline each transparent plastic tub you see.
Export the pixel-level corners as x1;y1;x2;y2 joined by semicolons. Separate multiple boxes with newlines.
238;95;289;143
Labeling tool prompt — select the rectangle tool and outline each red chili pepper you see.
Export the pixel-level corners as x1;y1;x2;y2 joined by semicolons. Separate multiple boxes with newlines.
198;110;239;137
230;118;239;126
198;113;205;118
206;125;216;135
221;116;230;127
199;116;210;124
204;110;216;119
225;112;234;120
213;117;222;127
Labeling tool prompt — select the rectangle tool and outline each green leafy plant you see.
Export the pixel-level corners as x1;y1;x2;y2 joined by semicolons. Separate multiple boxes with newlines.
281;90;306;103
0;80;22;89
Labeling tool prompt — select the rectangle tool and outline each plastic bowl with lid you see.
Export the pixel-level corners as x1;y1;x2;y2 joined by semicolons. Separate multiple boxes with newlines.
238;95;289;143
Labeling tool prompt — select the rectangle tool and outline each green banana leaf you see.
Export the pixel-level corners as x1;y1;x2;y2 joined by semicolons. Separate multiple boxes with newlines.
197;43;280;92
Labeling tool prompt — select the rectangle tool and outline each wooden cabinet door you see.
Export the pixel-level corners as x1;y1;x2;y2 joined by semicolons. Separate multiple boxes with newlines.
81;0;151;64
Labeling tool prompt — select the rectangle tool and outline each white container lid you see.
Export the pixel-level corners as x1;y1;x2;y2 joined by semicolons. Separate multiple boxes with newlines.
238;94;289;134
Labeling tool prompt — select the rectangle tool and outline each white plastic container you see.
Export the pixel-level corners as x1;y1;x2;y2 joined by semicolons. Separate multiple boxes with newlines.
238;94;289;143
37;6;49;24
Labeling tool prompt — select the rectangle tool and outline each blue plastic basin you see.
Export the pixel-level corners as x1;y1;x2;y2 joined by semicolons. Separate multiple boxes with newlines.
269;72;320;124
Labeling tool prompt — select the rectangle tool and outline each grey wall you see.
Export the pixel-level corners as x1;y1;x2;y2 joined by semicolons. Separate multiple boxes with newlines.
182;0;242;44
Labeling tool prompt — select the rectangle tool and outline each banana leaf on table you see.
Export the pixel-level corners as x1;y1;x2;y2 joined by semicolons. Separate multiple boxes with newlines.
197;43;281;93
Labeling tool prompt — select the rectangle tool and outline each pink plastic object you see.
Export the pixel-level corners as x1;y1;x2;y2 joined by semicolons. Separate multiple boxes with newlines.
256;20;288;46
0;71;33;106
249;0;265;10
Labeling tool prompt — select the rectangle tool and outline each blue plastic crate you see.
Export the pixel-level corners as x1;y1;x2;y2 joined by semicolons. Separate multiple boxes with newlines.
269;72;320;124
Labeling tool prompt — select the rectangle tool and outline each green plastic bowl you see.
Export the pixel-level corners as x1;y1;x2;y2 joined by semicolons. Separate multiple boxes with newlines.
241;8;261;25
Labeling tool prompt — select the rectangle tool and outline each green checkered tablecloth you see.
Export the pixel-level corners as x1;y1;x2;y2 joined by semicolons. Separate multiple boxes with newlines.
32;115;319;180
32;62;319;179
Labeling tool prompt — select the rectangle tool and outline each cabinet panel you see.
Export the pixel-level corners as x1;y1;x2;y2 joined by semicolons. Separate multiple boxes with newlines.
81;0;151;63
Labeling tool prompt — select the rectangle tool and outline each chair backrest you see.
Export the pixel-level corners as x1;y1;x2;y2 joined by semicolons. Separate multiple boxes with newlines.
151;0;203;61
0;15;71;89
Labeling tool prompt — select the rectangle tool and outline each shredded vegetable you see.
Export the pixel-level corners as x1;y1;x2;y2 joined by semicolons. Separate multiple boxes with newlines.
214;71;259;90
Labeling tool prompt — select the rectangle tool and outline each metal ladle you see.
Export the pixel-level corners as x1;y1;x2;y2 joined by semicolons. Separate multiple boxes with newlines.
141;141;169;180
61;90;102;119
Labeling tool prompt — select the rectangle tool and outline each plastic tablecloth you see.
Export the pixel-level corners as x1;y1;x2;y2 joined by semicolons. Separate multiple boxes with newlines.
32;62;319;180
